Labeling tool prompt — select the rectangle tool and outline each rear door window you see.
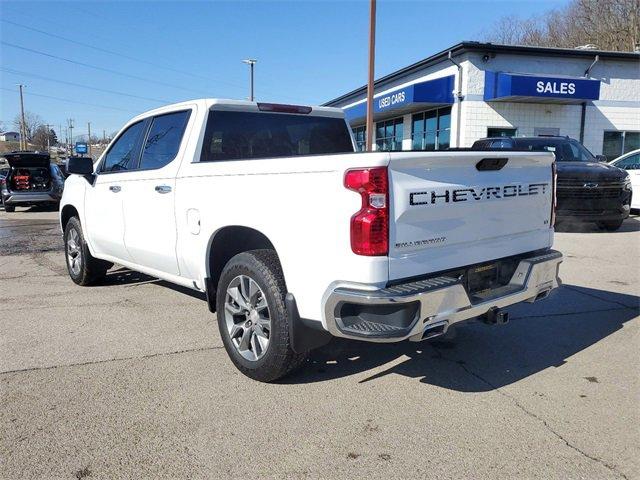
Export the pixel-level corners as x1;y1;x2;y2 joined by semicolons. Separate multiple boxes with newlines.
200;110;353;162
139;110;191;170
101;121;145;173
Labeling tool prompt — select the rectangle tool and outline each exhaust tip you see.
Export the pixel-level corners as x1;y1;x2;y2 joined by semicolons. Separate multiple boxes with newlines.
421;321;448;340
535;289;551;301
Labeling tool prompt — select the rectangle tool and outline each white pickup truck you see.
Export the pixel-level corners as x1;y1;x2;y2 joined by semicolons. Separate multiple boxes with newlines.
60;99;562;381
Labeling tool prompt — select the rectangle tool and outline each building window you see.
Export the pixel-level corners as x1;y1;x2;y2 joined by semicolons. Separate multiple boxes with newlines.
487;127;517;138
353;125;366;152
603;131;640;161
411;107;451;150
375;117;404;151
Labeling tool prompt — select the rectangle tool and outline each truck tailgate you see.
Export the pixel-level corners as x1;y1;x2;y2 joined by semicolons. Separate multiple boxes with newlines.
388;151;555;281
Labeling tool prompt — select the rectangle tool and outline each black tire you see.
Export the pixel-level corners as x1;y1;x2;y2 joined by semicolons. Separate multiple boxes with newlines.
216;249;307;382
64;216;110;286
4;205;15;212
597;219;623;231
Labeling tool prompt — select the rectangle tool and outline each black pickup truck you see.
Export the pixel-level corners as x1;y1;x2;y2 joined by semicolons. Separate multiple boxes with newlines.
472;136;632;231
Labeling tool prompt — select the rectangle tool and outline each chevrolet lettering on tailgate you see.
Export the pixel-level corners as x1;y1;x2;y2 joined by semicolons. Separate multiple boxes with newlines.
409;183;549;206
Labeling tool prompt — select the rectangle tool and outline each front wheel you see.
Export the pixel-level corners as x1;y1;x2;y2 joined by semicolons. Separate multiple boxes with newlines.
216;249;307;382
64;216;110;286
4;205;15;212
597;219;623;231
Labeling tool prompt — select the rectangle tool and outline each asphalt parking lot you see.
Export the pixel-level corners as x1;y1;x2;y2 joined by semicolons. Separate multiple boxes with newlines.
1;209;638;479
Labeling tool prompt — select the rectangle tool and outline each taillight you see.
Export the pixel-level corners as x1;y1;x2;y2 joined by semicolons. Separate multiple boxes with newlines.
344;167;389;256
551;161;557;227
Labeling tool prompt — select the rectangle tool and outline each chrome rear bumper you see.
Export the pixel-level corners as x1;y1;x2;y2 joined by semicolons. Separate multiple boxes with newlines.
323;250;563;343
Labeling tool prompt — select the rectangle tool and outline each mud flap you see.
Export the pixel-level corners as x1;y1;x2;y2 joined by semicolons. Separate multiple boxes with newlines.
285;293;331;354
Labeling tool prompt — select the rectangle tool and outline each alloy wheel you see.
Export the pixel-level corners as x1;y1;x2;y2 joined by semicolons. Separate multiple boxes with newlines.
224;275;271;361
66;228;82;276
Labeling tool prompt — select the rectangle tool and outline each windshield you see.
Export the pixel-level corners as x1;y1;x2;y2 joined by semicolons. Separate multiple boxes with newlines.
513;138;596;162
200;110;354;162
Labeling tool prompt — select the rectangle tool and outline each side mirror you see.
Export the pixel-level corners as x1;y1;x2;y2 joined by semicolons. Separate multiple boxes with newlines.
66;156;94;175
595;154;608;163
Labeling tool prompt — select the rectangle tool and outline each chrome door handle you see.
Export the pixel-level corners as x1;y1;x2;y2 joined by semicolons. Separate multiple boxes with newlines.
155;185;172;194
109;185;121;193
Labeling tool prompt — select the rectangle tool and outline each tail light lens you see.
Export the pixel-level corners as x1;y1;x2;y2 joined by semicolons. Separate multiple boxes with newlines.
551;161;557;227
344;167;389;256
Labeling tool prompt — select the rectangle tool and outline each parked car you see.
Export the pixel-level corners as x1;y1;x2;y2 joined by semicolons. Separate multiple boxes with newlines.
1;152;65;212
60;99;562;381
609;149;639;212
472;136;632;231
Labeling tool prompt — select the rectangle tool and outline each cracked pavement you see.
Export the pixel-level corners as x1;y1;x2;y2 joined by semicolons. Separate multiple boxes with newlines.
1;209;639;479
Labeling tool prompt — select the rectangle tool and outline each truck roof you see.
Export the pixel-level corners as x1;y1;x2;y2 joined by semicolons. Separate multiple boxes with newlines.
130;98;345;124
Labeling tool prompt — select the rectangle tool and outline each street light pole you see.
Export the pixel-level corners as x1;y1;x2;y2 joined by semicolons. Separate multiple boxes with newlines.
365;0;376;152
242;59;257;101
18;84;27;150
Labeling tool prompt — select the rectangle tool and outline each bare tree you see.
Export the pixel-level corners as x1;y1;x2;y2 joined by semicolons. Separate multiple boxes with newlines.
486;0;639;51
32;125;57;151
13;111;43;141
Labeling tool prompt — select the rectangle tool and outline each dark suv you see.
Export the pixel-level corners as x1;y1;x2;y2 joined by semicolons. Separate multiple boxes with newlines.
0;152;65;212
472;136;632;231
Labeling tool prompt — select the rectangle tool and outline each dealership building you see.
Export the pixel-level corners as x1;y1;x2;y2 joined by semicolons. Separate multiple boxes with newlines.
324;42;640;159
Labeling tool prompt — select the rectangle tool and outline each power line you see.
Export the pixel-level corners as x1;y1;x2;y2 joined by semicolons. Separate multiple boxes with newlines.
0;87;138;113
0;18;244;88
1;41;212;95
0;67;172;104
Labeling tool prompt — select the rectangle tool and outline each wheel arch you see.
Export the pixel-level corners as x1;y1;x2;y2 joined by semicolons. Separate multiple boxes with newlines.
205;225;282;312
60;204;79;231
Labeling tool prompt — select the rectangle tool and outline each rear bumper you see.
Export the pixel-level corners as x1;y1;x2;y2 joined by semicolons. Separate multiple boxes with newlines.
323;250;563;343
2;192;60;205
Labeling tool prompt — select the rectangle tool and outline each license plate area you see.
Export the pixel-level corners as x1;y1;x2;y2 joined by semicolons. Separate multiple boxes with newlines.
464;258;521;302
467;263;499;296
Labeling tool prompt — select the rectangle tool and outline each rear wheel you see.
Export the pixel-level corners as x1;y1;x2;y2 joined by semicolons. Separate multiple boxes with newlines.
216;249;307;382
597;219;623;231
64;216;110;286
4;205;15;212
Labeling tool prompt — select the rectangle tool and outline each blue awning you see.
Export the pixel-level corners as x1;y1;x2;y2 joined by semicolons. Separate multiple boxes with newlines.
343;75;454;122
484;71;600;104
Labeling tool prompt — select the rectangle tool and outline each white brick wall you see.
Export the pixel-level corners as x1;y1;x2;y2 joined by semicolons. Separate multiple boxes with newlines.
461;101;583;147
583;105;640;154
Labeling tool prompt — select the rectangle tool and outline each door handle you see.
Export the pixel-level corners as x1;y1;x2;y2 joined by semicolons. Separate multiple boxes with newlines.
155;185;172;194
109;185;121;193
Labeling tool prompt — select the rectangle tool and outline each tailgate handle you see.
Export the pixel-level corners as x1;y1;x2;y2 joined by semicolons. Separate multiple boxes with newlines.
476;158;508;171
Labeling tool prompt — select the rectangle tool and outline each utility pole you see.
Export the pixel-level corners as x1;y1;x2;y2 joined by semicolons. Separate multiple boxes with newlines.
45;124;52;153
365;0;376;152
18;84;27;150
242;59;257;101
67;118;74;156
87;122;92;157
102;129;106;145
